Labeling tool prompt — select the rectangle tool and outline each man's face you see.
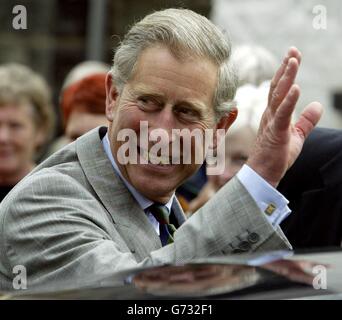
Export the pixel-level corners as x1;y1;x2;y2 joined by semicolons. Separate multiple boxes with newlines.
0;103;43;181
106;45;219;203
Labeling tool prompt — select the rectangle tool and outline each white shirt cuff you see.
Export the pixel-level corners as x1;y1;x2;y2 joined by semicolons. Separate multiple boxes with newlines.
236;164;291;227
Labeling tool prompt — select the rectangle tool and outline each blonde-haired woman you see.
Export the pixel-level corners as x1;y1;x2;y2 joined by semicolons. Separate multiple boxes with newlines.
0;63;55;201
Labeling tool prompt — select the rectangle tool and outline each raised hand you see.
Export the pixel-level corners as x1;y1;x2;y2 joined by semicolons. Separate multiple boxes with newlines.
247;47;323;187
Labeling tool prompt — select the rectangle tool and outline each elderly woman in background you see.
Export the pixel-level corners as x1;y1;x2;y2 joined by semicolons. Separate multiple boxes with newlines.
177;45;277;207
187;81;270;214
46;61;109;155
0;63;55;201
231;45;278;87
61;72;108;141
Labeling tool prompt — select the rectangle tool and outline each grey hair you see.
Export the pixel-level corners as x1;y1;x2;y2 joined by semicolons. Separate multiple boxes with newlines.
229;81;270;135
111;8;237;122
231;45;278;87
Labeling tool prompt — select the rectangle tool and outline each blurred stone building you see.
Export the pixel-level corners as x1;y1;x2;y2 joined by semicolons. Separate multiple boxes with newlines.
211;0;342;128
0;0;211;134
1;0;341;130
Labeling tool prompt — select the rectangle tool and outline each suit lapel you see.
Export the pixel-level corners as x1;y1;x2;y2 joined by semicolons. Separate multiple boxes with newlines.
75;127;162;258
172;197;187;227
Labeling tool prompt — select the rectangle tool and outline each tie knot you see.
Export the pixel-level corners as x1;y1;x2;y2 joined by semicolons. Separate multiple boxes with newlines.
149;203;170;224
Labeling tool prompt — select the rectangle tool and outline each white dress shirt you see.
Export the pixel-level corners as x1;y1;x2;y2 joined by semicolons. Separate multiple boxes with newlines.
237;164;291;226
102;133;174;235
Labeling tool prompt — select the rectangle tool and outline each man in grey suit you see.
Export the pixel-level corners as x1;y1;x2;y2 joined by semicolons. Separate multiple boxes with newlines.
0;9;322;291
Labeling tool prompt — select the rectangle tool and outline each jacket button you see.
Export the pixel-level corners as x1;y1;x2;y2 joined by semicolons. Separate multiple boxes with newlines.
247;232;260;244
232;248;245;254
238;241;251;251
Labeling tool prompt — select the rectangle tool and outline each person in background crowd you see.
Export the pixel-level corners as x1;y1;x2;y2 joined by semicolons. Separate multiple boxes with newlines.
231;45;278;87
186;45;278;214
61;73;108;141
187;81;269;214
0;63;55;202
46;61;109;155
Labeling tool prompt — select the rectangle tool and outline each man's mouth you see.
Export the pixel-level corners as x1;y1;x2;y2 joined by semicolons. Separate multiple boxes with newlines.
137;146;178;166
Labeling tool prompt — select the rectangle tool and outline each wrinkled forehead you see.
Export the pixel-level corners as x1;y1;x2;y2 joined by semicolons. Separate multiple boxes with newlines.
130;45;218;103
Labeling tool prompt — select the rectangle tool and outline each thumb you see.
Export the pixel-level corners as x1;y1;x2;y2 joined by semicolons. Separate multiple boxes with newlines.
295;102;323;139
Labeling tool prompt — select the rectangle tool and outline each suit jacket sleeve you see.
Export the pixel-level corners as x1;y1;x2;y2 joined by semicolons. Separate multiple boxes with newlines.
0;169;291;291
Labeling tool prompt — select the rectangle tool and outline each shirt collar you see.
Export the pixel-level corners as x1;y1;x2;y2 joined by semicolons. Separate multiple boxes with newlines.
102;133;174;212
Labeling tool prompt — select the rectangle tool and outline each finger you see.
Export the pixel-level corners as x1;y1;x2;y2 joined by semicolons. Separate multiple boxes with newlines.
288;46;302;65
295;102;323;139
274;84;300;132
268;47;301;103
268;57;288;103
270;58;299;112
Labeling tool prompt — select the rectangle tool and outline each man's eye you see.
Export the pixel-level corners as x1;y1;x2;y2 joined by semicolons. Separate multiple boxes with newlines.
179;108;191;115
176;107;199;119
138;97;147;105
137;97;159;110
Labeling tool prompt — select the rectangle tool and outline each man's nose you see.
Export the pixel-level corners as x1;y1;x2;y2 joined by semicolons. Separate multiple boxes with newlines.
151;107;177;142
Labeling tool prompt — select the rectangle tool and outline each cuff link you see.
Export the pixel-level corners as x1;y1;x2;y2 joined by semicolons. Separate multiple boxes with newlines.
264;203;276;215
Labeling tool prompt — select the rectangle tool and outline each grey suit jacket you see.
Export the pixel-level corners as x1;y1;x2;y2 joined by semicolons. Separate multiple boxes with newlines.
0;127;291;291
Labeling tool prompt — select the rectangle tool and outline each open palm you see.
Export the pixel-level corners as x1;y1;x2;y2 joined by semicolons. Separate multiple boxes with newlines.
247;47;323;187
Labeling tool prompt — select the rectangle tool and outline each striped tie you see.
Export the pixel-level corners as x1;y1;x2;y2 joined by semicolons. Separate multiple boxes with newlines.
148;203;176;246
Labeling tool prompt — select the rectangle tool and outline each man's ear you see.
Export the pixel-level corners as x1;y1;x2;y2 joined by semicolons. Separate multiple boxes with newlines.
212;107;238;149
105;72;119;122
217;107;238;131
